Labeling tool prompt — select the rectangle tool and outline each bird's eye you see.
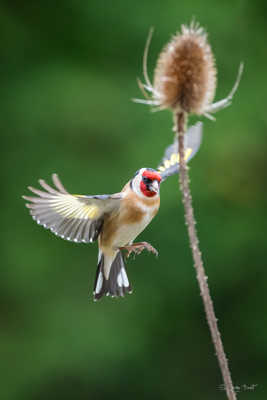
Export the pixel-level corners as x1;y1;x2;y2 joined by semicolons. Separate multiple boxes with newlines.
143;177;152;184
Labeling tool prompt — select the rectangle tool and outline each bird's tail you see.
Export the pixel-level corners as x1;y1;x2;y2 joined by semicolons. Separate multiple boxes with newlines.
93;251;132;301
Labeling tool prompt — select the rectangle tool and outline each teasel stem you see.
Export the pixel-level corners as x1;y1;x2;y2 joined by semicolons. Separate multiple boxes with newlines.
175;111;237;400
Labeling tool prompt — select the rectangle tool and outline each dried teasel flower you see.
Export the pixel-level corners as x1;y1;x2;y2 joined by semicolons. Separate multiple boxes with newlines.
134;22;243;120
154;23;216;114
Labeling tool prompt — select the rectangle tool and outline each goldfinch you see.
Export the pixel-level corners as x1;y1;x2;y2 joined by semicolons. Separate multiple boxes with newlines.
23;123;202;300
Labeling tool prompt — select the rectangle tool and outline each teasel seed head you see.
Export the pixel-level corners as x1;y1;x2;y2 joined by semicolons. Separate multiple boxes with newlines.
134;23;243;120
154;23;216;114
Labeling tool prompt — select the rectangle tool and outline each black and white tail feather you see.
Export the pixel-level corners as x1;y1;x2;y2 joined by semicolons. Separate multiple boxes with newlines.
94;251;132;301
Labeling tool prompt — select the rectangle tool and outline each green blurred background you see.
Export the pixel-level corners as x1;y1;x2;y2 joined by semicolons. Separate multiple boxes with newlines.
1;1;267;399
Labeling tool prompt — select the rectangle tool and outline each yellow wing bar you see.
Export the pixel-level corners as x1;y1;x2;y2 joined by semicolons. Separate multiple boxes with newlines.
158;148;192;172
50;194;101;220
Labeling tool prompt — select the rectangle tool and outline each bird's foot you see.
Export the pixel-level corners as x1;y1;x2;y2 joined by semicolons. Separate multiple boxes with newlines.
119;242;158;258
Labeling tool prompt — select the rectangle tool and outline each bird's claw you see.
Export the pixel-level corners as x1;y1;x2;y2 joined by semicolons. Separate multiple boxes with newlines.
120;242;158;259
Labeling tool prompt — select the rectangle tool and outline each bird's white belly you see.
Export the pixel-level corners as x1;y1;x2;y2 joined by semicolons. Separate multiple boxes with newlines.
113;212;154;248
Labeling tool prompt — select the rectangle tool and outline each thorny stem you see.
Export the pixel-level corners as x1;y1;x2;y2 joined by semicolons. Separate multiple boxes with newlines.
175;111;237;400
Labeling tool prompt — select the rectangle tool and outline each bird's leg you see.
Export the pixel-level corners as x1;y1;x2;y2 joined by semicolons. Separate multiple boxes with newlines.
119;242;158;258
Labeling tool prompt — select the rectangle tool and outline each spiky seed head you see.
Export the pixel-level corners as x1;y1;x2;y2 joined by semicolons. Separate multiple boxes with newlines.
153;23;217;114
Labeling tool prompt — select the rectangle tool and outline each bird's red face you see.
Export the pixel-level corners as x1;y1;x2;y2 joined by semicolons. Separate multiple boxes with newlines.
140;170;162;197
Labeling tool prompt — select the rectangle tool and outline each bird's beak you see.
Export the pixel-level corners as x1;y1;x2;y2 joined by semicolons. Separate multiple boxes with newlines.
149;180;160;194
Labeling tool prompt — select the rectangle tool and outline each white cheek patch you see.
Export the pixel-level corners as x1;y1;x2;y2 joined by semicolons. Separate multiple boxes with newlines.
132;168;148;198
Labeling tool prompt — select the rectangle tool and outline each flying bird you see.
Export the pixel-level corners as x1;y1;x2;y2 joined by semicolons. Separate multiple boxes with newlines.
23;123;202;300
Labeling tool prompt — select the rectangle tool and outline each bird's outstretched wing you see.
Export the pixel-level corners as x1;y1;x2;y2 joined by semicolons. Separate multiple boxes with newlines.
23;174;122;243
157;122;203;181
